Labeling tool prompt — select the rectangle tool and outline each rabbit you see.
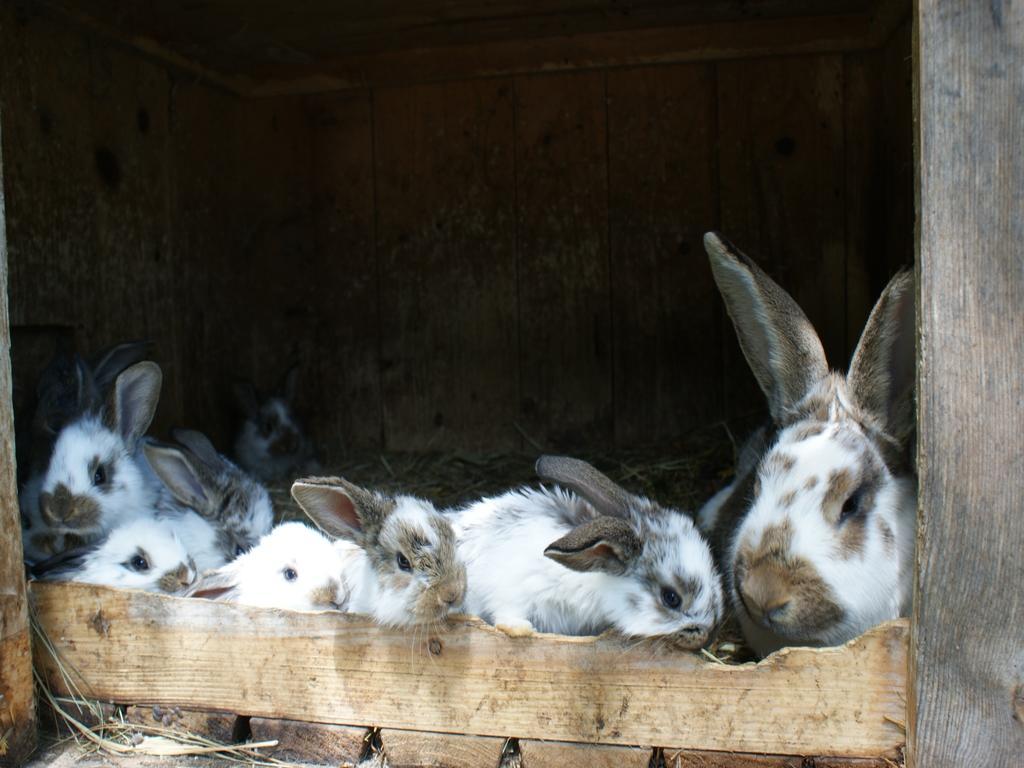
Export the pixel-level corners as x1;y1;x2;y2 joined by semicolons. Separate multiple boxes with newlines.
32;361;163;543
142;429;274;563
31;517;197;594
290;476;466;627
186;522;347;612
233;365;319;483
450;456;724;649
698;232;916;657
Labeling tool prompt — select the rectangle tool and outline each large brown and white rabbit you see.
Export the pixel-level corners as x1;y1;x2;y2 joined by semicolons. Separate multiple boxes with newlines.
30;361;163;548
452;456;724;649
233;365;318;483
291;477;466;627
698;232;916;657
143;429;274;564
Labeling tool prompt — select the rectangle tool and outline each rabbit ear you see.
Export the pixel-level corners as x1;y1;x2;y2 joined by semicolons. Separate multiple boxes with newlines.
36;353;98;434
171;428;224;470
847;270;916;447
234;380;260;418
544;517;641;576
89;340;153;393
280;365;300;403
535;456;634;518
291;477;390;543
704;232;828;423
144;441;210;510
186;569;240;601
29;542;96;579
105;362;162;444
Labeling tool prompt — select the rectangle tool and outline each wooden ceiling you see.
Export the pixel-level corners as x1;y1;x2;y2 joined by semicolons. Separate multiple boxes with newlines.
40;0;907;95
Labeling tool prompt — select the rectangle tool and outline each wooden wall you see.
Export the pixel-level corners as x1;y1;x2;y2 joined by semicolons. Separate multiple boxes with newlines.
0;5;912;460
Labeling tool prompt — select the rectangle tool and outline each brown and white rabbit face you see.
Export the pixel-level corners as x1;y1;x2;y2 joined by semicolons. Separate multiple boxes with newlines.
729;385;916;648
369;497;467;626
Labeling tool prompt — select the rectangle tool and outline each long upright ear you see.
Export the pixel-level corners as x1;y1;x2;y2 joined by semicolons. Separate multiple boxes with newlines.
535;456;633;518
233;380;260;418
143;441;210;511
106;361;162;444
291;477;390;543
280;365;300;404
35;353;98;434
544;517;642;576
171;428;224;470
89;340;153;393
704;232;828;423
847;270;916;446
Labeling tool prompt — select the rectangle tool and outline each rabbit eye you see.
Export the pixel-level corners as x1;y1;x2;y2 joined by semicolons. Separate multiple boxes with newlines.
129;555;149;572
283;567;298;581
661;587;682;610
92;464;107;486
396;552;412;572
839;487;865;523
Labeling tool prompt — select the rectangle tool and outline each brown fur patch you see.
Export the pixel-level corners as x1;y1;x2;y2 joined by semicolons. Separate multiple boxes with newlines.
838;516;867;558
777;490;798;508
762;452;797;476
803;475;819;491
734;521;844;636
309;580;341;609
157;563;193;593
791;422;827;442
40;485;102;532
823;469;857;511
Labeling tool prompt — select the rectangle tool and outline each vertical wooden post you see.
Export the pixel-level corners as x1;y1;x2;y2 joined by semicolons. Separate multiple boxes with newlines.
911;2;1024;767
0;108;37;765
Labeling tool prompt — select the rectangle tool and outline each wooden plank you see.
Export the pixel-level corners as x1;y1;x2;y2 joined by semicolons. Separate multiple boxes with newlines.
381;728;505;768
32;583;907;758
519;739;652;768
515;71;612;449
662;751;893;767
717;54;847;415
374;80;519;451
0;74;37;767
606;64;719;444
249;718;369;764
123;704;238;743
910;2;1024;767
38;2;908;95
304;90;381;454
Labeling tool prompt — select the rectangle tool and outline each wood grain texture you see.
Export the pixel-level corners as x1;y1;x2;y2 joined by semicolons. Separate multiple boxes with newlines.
519;739;652;768
382;728;505;767
911;1;1024;767
31;583;907;758
304;91;381;454
607;64;720;444
516;72;612;449
374;80;519;451
249;718;369;763
662;751;894;767
717;54;847;415
0;74;37;765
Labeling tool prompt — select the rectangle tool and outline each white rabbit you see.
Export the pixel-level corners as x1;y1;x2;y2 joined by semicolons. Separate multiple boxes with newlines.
699;232;916;657
186;522;346;612
233;366;318;483
142;429;273;563
291;476;466;627
32;518;197;594
34;361;163;540
451;456;724;649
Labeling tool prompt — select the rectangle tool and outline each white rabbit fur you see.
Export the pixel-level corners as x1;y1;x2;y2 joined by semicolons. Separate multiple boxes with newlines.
291;477;466;627
451;457;723;648
699;232;917;657
33;518;197;593
188;522;344;612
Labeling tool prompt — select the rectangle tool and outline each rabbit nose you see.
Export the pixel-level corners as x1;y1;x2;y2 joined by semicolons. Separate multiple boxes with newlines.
738;568;791;627
176;565;193;588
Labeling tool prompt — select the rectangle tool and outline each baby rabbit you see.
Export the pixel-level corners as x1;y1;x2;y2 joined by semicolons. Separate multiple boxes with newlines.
33;361;163;541
233;365;318;483
699;232;916;657
451;456;723;649
187;522;346;612
142;429;273;564
32;518;197;594
291;476;466;627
